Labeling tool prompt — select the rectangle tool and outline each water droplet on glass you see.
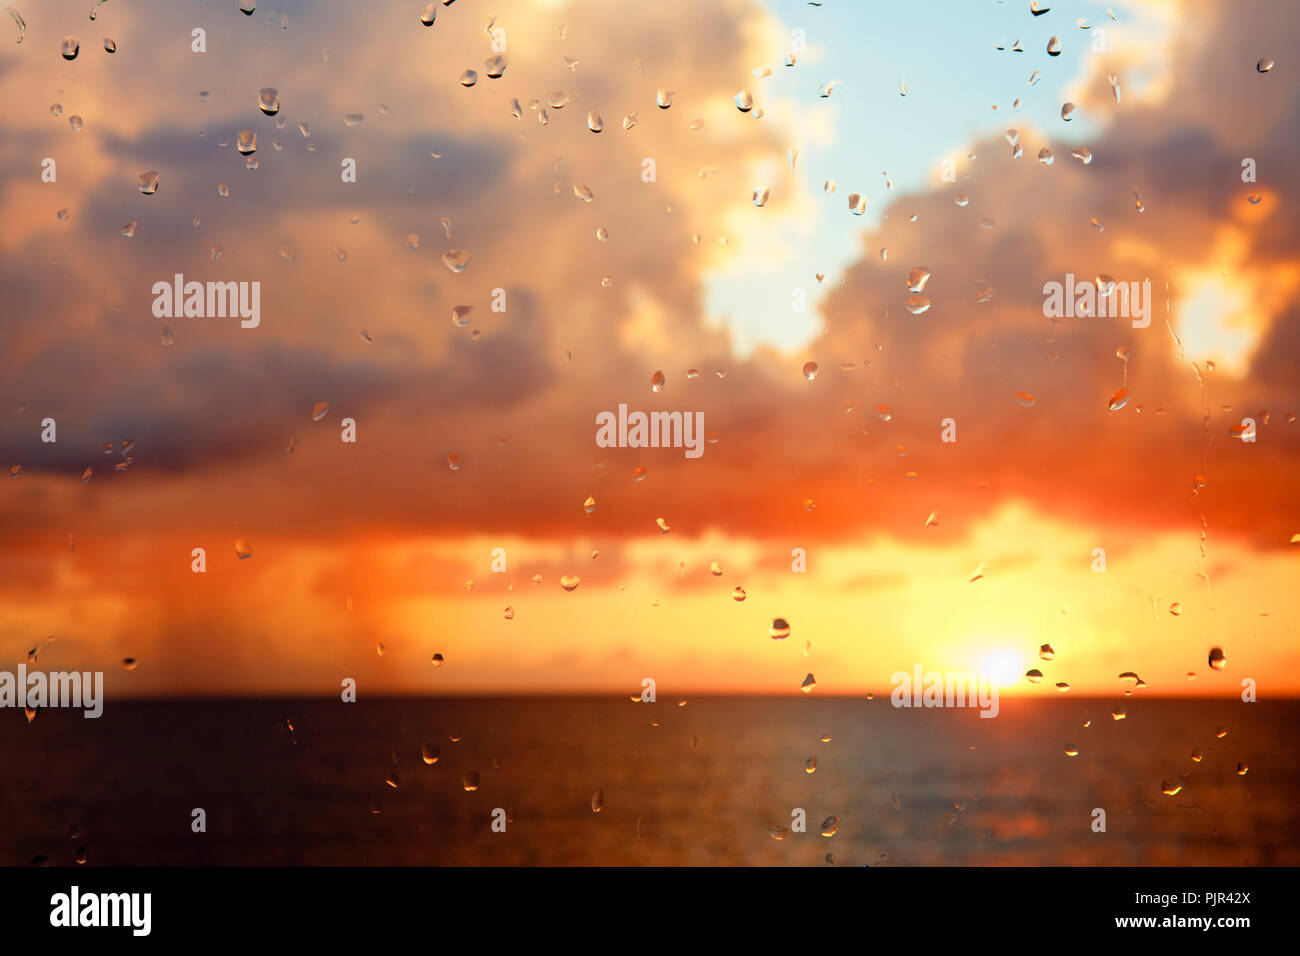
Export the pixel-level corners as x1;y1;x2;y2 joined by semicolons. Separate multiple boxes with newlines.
591;789;604;813
343;113;363;127
732;586;746;602
103;37;114;53
586;111;603;132
61;36;79;59
560;574;581;592
752;186;769;207
903;294;931;315
236;129;257;155
484;55;507;78
462;771;479;792
234;539;253;559
442;249;470;273
735;90;754;112
1108;387;1130;411
1025;669;1043;683
650;370;665;392
1061;102;1075;121
1208;647;1227;670
770;618;791;640
1257;57;1273;74
656;89;674;109
1047;36;1061;56
906;267;931;292
458;69;478;87
120;220;137;238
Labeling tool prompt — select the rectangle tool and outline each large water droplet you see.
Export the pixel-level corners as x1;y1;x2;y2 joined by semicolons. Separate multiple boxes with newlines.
236;129;257;155
61;36;79;60
769;618;791;640
1208;647;1227;670
906;267;931;293
257;87;279;115
137;170;159;195
903;294;931;315
656;89;674;109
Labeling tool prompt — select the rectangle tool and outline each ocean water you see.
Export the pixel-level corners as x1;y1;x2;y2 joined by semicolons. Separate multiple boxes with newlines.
2;697;1295;866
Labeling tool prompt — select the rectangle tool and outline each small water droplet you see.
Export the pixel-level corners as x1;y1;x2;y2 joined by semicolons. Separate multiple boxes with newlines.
1208;647;1227;670
656;89;674;109
234;538;253;559
1257;57;1274;74
769;618;791;640
61;36;79;60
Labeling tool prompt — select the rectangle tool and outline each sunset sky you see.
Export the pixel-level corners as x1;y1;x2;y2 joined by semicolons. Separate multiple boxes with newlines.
0;0;1296;697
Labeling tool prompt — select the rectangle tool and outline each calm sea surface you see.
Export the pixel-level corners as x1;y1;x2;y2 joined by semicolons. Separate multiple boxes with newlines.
2;697;1295;866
